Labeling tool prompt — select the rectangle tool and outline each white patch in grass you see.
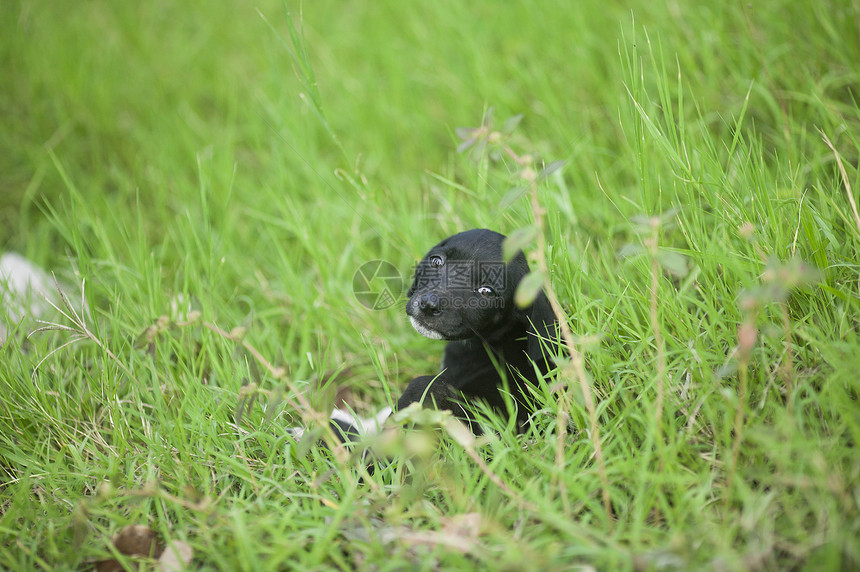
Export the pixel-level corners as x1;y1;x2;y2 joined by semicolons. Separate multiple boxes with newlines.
331;406;392;435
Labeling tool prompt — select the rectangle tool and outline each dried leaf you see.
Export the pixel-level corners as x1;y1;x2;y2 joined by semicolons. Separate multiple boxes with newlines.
96;525;164;572
397;530;478;554
159;541;194;572
95;559;124;572
112;525;162;558
440;512;482;538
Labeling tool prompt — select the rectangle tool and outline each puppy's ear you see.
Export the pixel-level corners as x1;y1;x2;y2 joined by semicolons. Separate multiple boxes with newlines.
524;291;559;376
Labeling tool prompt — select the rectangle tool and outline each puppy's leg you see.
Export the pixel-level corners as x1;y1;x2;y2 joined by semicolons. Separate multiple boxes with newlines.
397;375;457;410
330;406;393;442
397;375;482;434
287;407;392;444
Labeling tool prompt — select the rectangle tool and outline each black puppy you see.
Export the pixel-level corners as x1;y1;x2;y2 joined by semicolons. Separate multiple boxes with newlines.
317;229;558;442
396;228;557;431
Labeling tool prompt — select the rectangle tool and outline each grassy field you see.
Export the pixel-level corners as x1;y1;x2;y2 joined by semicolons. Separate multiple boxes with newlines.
2;0;859;569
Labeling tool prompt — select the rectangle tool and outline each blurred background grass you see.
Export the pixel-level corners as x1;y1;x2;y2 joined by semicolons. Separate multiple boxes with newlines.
5;0;856;251
2;0;859;569
3;0;857;351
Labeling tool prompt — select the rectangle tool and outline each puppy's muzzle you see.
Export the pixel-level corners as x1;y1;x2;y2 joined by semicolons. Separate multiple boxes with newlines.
416;292;443;316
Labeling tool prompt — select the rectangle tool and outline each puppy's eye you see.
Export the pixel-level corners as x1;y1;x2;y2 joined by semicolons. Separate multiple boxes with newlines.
476;286;496;297
429;255;444;268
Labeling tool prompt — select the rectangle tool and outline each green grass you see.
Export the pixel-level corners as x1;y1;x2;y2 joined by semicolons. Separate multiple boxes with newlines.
2;0;859;569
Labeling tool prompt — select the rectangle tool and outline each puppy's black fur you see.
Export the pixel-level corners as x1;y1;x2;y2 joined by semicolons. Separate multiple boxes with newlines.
325;229;557;443
397;228;557;431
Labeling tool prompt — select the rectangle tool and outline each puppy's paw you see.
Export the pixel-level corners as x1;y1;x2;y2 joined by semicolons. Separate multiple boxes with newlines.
285;426;305;440
330;406;393;437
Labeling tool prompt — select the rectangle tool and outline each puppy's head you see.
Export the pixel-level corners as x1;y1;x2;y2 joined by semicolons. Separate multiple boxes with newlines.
405;229;531;341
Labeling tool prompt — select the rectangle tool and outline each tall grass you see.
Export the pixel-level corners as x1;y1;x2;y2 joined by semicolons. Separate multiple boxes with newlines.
1;0;858;569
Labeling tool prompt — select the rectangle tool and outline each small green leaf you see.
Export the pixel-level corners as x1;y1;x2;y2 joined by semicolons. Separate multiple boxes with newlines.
391;402;448;426
481;107;495;128
630;214;653;230
498;186;528;211
502;113;524;134
503;226;538;263
442;417;475;447
538;160;566;179
457;138;477;153
618;243;644;259
469;138;488;160
515;271;545;308
455;126;478;140
657;249;690;278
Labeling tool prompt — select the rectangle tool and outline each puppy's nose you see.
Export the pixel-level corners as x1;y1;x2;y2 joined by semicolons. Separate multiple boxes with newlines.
418;292;442;315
